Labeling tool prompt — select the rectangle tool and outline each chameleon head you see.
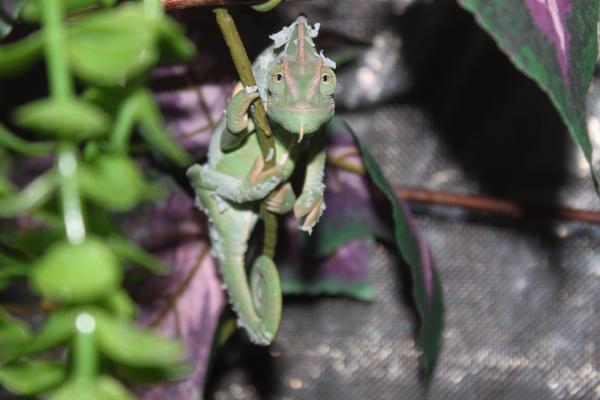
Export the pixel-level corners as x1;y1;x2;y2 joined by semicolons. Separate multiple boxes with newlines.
266;17;336;142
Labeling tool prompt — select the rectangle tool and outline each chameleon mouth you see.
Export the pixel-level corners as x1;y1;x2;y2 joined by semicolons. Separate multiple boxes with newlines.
266;101;334;112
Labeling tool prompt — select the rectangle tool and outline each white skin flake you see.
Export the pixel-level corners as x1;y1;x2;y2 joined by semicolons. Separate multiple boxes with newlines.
309;22;320;38
269;24;293;48
320;51;337;69
266;147;275;162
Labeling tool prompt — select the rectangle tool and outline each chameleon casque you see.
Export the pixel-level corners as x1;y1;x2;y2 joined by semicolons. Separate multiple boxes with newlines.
187;16;337;345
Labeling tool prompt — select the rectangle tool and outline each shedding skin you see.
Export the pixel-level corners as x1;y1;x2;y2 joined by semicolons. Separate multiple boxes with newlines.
188;16;336;345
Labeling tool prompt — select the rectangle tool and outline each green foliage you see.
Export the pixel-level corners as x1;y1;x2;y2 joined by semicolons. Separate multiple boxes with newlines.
49;375;135;400
14;97;110;139
79;155;150;211
31;238;122;303
0;0;194;397
0;361;66;395
0;32;44;76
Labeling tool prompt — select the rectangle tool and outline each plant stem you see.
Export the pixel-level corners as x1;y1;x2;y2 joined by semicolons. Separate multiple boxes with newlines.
262;208;277;258
213;7;279;259
213;7;275;169
58;143;86;244
40;0;72;100
72;313;97;381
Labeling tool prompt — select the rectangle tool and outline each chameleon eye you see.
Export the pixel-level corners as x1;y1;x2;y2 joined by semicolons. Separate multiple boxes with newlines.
274;73;284;82
322;74;331;83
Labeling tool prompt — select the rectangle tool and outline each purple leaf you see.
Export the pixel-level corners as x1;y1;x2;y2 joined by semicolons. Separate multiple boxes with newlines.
326;116;444;373
126;184;225;398
278;214;375;302
524;0;571;81
135;240;225;399
459;0;600;187
153;66;234;158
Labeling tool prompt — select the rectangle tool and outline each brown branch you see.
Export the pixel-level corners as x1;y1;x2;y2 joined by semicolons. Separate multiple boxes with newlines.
396;187;600;225
163;0;306;9
327;156;600;225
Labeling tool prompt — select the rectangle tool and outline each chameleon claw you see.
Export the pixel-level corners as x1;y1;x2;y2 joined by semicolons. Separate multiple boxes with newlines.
226;89;260;134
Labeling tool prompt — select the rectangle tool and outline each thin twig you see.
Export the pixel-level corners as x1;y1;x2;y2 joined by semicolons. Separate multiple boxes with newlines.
327;154;600;225
396;187;600;225
213;7;275;167
149;244;211;328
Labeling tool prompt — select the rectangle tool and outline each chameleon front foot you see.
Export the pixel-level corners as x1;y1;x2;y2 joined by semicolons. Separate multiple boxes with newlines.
226;87;260;134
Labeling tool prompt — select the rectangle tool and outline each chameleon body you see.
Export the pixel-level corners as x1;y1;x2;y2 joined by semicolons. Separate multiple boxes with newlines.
187;16;336;345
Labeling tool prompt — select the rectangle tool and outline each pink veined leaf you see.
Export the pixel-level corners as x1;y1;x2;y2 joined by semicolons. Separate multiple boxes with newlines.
459;0;600;188
524;0;571;81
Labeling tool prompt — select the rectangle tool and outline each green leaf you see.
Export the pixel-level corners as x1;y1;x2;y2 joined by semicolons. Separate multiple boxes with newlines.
136;90;192;166
11;309;77;357
458;0;600;187
334;117;444;372
31;238;122;303
107;235;166;273
0;169;58;217
0;313;31;349
0;122;54;155
20;0;116;22
0;361;65;395
0;253;29;289
66;4;159;86
78;155;148;211
102;289;135;321
0;0;25;39
95;311;183;367
157;17;195;62
0;32;44;77
13;97;110;140
50;376;135;400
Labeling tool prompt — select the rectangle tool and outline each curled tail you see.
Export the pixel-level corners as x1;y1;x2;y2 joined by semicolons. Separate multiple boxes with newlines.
221;251;282;345
191;179;282;345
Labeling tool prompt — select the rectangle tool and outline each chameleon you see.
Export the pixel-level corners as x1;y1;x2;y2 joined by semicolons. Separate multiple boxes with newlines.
187;16;337;345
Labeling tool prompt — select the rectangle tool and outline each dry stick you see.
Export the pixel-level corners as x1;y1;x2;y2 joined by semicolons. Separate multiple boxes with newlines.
327;155;600;225
396;187;600;225
213;7;278;257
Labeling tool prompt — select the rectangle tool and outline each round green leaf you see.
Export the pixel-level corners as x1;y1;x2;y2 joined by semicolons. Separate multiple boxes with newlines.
50;376;134;400
0;361;66;395
67;4;159;86
95;312;183;368
31;238;122;303
78;155;148;211
13;97;109;140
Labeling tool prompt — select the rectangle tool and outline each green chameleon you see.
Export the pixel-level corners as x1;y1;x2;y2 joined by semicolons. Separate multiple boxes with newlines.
187;16;337;345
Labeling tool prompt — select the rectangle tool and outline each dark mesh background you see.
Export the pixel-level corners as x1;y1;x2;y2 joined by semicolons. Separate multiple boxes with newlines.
204;0;600;399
